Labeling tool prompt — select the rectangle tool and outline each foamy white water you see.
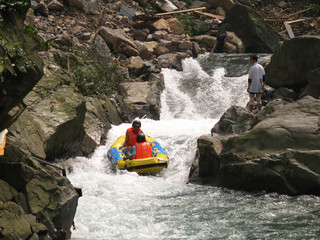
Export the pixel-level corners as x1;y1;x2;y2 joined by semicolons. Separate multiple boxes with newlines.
69;54;320;240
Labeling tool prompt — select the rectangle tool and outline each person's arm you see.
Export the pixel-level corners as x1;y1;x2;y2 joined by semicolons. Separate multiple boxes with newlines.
247;78;252;93
120;131;129;149
248;66;253;92
262;75;266;90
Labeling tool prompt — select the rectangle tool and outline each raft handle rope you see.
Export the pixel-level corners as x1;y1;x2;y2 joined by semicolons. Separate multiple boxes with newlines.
31;155;66;177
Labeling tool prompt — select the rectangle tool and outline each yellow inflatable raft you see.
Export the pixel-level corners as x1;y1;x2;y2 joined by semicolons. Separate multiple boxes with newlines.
107;135;168;174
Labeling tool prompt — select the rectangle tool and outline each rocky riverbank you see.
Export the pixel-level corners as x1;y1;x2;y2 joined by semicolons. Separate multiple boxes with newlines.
0;0;320;239
189;36;320;195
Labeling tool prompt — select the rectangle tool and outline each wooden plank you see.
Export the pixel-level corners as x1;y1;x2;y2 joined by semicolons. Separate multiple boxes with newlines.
193;11;225;20
285;8;310;18
264;18;288;22
284;22;295;39
286;18;305;24
155;7;206;16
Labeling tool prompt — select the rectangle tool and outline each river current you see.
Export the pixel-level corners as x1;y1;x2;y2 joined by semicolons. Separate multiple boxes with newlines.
69;54;320;240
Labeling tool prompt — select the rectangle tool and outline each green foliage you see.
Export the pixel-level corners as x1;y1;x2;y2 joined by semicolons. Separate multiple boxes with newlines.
26;25;52;51
176;14;209;37
0;0;28;9
0;36;36;75
25;26;38;38
40;40;53;51
70;46;124;97
0;0;28;21
0;38;25;63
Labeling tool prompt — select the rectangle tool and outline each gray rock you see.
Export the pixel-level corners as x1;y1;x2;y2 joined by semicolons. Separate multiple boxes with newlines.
298;67;320;99
65;0;100;14
219;4;284;53
208;0;235;12
47;0;64;11
120;73;164;120
211;106;255;135
155;0;178;12
266;36;320;90
190;96;320;196
99;27;139;57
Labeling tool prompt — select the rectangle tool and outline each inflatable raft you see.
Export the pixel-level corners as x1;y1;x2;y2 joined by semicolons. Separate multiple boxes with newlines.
107;135;168;174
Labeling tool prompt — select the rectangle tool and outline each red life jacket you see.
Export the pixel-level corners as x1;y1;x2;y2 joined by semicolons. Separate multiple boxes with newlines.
135;142;152;159
127;127;142;147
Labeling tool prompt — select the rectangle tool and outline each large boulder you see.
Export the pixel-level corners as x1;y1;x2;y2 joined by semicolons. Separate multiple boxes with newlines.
0;201;40;239
157;52;188;71
192;35;216;51
151;18;170;32
211;99;292;136
265;36;320;96
223;96;320;157
190;96;320;195
219;4;283;53
298;67;320;99
81;95;122;156
6;59;125;160
167;18;184;35
99;27;139;57
6;62;86;160
120;73;164;120
225;31;245;53
211;106;255;135
64;0;100;14
0;153;79;239
208;0;235;13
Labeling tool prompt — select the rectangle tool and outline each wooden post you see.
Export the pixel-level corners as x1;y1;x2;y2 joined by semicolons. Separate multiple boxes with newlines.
284;19;305;39
194;11;225;20
284;22;295;39
155;7;206;16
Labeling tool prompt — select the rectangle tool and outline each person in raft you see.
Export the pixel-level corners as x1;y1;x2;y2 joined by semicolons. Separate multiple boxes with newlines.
120;120;143;156
247;54;266;112
124;133;155;160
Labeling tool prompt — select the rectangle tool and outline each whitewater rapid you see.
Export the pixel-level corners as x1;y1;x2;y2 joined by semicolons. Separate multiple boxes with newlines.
69;54;320;240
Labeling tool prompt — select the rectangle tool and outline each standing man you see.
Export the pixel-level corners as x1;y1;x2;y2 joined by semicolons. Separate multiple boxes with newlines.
247;55;266;112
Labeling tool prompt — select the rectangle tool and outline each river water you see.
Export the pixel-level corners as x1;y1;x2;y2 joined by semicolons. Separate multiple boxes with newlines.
69;54;320;240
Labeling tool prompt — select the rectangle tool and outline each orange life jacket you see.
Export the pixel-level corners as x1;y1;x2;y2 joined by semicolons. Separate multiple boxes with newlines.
127;127;142;147
135;142;152;159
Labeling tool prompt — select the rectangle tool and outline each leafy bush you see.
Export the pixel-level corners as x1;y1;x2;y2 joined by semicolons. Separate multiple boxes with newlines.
177;14;210;37
70;46;124;97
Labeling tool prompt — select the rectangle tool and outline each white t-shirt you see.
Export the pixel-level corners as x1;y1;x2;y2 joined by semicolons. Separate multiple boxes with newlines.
248;62;265;93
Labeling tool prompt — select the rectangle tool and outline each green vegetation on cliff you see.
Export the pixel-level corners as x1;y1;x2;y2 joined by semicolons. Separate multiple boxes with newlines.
0;0;29;21
176;14;209;37
70;46;124;97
